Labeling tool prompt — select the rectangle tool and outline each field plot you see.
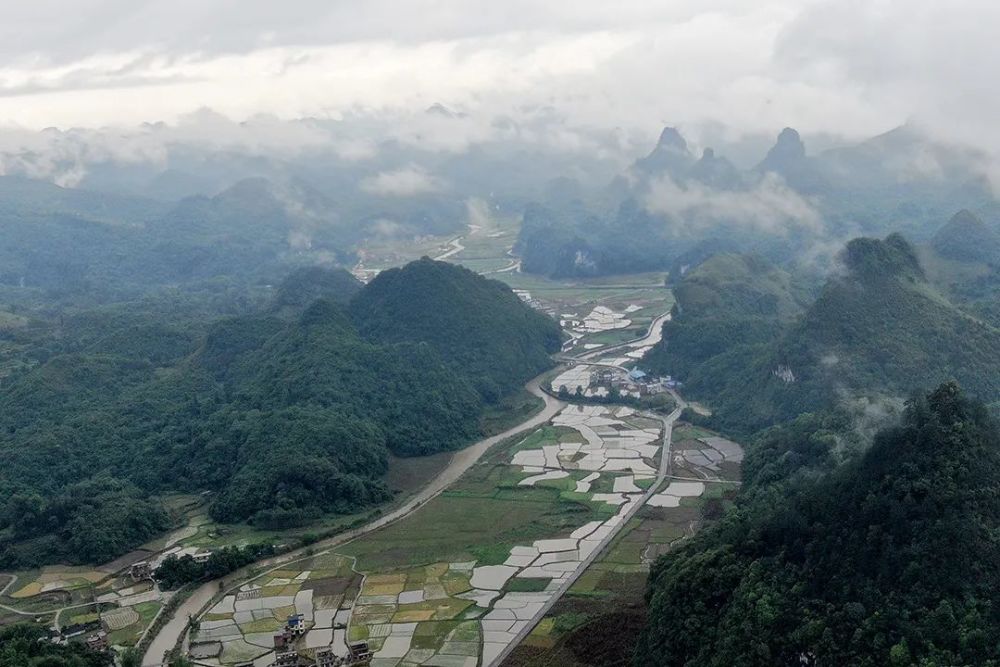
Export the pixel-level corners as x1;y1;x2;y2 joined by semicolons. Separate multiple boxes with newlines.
7;565;108;600
190;552;362;666
331;403;664;667
500;423;742;667
497;273;673;353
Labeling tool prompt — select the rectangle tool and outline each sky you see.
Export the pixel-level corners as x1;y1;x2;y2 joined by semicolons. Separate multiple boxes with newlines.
0;1;996;149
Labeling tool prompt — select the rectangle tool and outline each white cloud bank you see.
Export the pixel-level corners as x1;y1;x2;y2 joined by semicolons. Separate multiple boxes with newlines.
360;165;445;196
0;0;993;153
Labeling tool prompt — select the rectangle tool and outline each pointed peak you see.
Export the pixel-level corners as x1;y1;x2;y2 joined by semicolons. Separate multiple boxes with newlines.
701;147;715;160
656;126;688;152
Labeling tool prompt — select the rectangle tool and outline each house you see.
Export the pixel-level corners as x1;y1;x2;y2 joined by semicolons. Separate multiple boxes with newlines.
315;647;342;667
62;620;101;640
271;650;303;667
627;368;647;382
348;642;373;664
130;561;152;580
590;368;617;386
85;631;108;652
273;629;295;649
286;613;306;636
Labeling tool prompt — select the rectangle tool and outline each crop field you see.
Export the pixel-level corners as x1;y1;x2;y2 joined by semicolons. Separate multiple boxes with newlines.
324;403;665;666
500;422;743;667
190;552;362;666
7;566;108;599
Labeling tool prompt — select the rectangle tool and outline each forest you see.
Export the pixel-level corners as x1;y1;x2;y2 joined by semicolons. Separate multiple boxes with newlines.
0;261;559;568
646;231;1000;437
0;624;112;667
638;382;1000;666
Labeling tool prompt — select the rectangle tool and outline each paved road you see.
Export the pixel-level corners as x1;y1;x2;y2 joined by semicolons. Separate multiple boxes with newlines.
142;376;565;666
487;397;686;667
143;299;672;666
574;311;671;361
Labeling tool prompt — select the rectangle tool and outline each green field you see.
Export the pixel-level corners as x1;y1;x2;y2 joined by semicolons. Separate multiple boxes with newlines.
504;423;743;666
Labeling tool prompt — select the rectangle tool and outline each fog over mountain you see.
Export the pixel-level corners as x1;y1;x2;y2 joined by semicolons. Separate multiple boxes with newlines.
3;1;1000;183
6;5;1000;667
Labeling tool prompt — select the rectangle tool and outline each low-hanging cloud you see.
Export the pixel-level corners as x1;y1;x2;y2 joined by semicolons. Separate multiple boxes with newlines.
643;172;822;236
359;165;445;196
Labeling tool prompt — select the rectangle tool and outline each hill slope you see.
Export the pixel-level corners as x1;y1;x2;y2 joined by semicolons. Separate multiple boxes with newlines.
644;253;808;381
350;258;561;399
930;209;1000;264
0;259;555;567
651;235;1000;434
638;382;1000;666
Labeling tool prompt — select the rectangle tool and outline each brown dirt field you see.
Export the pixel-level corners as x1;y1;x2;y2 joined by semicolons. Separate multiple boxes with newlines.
303;576;355;597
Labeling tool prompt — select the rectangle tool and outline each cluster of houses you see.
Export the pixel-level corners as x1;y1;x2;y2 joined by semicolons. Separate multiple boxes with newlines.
54;618;108;653
589;366;680;397
261;641;372;667
260;613;371;667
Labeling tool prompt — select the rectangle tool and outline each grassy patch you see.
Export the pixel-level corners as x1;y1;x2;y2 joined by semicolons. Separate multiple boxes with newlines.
505;578;552;593
340;493;604;570
553;612;590;633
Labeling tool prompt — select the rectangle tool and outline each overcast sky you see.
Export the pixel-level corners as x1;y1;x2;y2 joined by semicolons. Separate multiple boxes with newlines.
0;0;996;147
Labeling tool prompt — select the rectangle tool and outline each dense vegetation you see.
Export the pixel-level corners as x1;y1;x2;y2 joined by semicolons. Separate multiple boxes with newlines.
153;543;278;589
350;258;562;399
0;260;557;567
638;382;1000;666
647;233;1000;435
643;252;809;382
0;624;111;667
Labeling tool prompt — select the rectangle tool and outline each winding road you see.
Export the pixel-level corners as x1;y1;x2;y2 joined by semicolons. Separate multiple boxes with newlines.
142;377;565;666
142;303;674;666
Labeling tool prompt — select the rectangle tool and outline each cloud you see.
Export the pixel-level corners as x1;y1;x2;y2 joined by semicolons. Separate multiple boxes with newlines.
643;172;822;235
0;0;995;183
360;165;445;196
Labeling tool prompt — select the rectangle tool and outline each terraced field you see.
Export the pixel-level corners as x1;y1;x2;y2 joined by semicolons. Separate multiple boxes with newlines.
499;423;743;667
183;396;672;667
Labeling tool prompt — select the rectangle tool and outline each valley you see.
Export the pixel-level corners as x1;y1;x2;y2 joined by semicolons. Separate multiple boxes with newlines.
135;283;741;667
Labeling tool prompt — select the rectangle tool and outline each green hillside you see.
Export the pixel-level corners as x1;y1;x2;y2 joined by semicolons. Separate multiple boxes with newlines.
639;382;1000;666
0;259;555;567
643;253;808;381
931;209;1000;264
351;258;561;400
648;235;1000;434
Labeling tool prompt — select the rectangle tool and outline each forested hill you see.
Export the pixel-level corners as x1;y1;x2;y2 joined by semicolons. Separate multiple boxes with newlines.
930;209;1000;264
638;382;1000;666
270;265;363;315
350;258;562;400
647;234;1000;434
0;259;557;568
642;252;809;381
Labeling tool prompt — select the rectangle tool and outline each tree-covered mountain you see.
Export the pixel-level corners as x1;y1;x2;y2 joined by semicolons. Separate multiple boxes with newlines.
930;209;1000;263
638;382;1000;666
644;253;809;382
647;234;1000;434
0;259;557;567
516;124;995;279
270;265;363;315
350;258;562;399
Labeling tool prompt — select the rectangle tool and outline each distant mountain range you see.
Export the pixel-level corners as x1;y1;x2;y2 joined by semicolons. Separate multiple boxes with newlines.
518;123;996;278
